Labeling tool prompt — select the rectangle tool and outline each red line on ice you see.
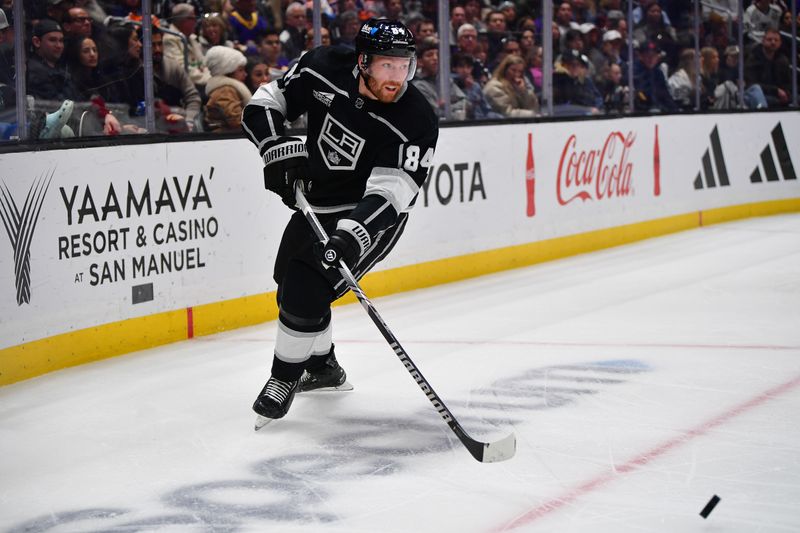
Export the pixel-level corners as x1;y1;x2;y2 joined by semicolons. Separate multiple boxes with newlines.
493;373;800;531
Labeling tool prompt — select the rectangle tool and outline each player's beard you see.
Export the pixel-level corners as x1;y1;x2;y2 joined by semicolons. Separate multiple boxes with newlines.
367;77;402;103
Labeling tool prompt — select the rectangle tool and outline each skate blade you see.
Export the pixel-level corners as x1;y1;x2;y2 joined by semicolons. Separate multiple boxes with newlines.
299;380;354;393
254;415;275;431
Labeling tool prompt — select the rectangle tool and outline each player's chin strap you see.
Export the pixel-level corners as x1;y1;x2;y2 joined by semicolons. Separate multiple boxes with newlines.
294;182;516;463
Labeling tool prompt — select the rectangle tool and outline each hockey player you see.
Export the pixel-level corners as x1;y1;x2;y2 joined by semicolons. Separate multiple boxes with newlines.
242;19;439;420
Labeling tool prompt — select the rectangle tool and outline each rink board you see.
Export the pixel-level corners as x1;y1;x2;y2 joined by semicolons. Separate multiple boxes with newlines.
1;111;798;384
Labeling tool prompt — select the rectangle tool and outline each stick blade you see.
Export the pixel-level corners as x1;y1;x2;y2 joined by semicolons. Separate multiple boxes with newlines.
254;415;274;431
480;432;517;463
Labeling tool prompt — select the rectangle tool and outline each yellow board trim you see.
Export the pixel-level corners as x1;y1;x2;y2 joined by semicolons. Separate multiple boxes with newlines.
2;197;798;386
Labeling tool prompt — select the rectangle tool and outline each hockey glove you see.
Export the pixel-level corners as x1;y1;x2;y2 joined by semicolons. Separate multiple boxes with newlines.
262;136;309;208
318;229;361;270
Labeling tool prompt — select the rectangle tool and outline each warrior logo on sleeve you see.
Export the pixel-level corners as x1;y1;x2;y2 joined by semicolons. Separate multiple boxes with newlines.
318;114;366;171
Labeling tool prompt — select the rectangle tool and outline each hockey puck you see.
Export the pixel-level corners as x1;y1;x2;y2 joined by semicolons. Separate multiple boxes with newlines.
699;494;720;519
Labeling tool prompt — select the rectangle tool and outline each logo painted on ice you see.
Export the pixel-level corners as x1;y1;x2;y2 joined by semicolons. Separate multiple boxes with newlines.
0;171;52;305
318;114;365;171
556;131;636;205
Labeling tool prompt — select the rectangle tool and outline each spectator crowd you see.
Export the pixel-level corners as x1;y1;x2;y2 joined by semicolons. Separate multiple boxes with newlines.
0;0;797;139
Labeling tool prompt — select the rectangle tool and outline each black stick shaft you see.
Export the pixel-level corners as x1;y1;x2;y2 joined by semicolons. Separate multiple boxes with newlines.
294;186;510;462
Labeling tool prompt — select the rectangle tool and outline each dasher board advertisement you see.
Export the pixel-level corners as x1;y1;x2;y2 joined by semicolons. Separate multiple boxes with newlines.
1;111;798;351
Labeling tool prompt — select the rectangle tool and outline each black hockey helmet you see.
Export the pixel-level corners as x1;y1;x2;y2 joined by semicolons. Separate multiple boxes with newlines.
356;18;416;58
356;18;417;81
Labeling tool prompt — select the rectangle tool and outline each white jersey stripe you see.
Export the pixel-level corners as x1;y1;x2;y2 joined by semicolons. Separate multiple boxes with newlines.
286;67;350;99
364;167;419;213
367;112;408;142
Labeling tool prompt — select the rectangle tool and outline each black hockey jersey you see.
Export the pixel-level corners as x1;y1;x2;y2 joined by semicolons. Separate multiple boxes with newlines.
242;46;438;245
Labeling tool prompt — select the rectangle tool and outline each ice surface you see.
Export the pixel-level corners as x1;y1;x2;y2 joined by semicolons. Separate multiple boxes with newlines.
1;214;799;532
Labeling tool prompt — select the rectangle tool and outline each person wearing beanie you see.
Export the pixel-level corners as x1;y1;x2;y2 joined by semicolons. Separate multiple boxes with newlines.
203;46;251;132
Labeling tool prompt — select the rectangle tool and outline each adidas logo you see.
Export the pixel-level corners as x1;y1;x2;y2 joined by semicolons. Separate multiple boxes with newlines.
749;123;797;184
313;90;335;107
693;126;730;190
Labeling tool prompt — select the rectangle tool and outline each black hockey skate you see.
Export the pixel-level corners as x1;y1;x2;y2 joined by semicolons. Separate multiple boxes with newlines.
299;353;353;393
253;377;298;420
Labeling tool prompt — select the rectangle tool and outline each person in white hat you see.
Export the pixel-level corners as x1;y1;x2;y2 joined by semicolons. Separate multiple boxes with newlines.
597;28;625;84
203;45;251;132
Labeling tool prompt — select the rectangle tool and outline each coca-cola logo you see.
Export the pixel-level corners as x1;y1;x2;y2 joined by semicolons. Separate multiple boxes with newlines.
557;131;636;205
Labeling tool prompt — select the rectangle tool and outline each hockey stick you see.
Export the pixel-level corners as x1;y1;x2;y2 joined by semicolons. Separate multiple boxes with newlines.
295;185;516;463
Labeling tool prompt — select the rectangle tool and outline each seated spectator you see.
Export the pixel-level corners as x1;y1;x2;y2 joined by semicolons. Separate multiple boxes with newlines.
516;16;537;34
555;2;580;51
463;0;486;33
498;1;517;29
483;54;540;117
153;28;201;129
411;37;467;120
61;6;93;38
778;9;800;60
553;48;603;114
454;23;489;84
561;28;583;56
280;2;307;61
719;44;739;84
484;9;508;67
304;25;331;51
489;34;521;72
594;28;626;85
448;4;467;47
571;0;595;24
99;23;143;116
334;10;360;48
525;44;543;92
256;30;289;80
77;0;108;25
27;20;76;102
633;39;678;112
631;0;671;26
203;45;250;131
601;62;629;114
745;28;791;107
743;0;782;45
64;35;108;100
63;35;136;135
198;14;234;55
633;0;679;69
580;23;603;79
451;52;503;120
244;55;269;93
228;0;268;49
384;0;405;24
519;28;535;61
127;28;202;132
606;10;628;40
667;48;697;110
699;46;721;109
416;18;438;40
163;3;210;87
45;0;75;24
